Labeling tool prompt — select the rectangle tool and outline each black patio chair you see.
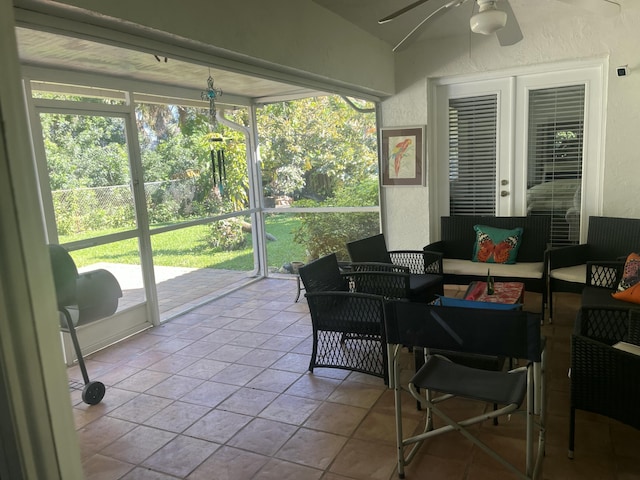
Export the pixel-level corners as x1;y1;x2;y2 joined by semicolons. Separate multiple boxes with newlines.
49;244;122;405
346;233;443;303
569;306;640;459
298;253;411;382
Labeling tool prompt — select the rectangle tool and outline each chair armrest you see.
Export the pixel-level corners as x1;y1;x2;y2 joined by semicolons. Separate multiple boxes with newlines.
349;262;409;274
389;250;426;275
347;270;411;299
547;243;590;270
575;306;629;344
423;250;443;275
423;240;446;255
586;260;624;288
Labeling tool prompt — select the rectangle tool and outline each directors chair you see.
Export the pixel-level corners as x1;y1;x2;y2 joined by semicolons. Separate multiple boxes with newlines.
384;301;546;479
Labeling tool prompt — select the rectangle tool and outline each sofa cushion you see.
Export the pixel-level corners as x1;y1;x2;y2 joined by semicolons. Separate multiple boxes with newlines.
549;264;586;284
472;225;523;264
443;259;544;279
615;252;640;292
612;252;640;304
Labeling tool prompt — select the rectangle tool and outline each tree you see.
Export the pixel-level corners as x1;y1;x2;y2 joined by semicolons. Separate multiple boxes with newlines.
257;96;377;202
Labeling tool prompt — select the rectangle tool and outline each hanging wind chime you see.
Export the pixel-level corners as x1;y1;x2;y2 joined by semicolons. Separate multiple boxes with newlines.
201;71;226;195
209;137;226;196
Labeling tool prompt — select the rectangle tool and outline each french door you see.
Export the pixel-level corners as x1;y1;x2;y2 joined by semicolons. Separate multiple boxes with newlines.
432;63;604;246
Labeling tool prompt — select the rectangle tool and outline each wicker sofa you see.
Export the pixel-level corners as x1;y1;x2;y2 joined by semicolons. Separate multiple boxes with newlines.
424;215;551;312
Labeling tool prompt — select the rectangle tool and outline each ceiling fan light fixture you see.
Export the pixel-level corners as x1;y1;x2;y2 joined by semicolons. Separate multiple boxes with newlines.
470;1;507;35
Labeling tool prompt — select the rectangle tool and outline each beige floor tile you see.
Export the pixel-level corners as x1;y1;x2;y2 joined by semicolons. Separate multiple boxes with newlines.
285;373;342;401
175;340;223;358
276;428;348;470
125;350;171;370
209;363;265;386
143;401;210;433
101;425;176;464
114;369;172;393
270;352;312;373
258;393;322;425
77;416;137;457
121;466;179;479
141;435;220;478
179;380;239;408
225;327;273;348
236;348;286;368
108;393;173;423
177;357;230;380
401;452;468;480
227;418;297;456
245;368;302;393
353;410;420;445
253;458;323;480
259;334;306;351
144;375;204;400
82;453;134;480
329;437;397;480
206;343;252;362
304;402;369;436
216;386;278;416
146;354;199;374
186;446;269;480
184;408;253;443
327;382;385;409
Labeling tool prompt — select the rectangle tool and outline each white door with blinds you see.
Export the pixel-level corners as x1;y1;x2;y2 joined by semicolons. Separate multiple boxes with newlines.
431;64;604;246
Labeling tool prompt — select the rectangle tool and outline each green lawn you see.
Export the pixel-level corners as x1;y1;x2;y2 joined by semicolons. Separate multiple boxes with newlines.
63;214;307;271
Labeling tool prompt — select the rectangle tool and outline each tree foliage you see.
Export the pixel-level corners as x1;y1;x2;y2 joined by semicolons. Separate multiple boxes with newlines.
41;94;379;252
257;96;377;201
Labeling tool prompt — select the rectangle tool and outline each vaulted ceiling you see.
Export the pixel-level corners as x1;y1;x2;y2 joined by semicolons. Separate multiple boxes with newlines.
312;0;625;50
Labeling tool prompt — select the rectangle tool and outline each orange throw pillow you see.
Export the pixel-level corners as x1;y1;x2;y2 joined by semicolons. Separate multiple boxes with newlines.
612;252;640;304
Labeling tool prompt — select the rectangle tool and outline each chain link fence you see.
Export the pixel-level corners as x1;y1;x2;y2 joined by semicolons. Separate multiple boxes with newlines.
52;180;199;235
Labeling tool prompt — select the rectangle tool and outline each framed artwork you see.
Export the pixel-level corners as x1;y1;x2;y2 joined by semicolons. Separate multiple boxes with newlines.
380;126;425;186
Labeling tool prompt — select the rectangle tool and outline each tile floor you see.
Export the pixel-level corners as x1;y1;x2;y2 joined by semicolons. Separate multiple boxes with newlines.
69;280;640;480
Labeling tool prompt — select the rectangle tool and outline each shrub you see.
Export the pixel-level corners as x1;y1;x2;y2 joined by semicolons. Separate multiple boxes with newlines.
293;176;380;261
209;218;247;250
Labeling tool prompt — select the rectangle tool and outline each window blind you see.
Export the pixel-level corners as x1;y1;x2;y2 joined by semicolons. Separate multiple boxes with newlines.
448;95;497;216
526;85;585;246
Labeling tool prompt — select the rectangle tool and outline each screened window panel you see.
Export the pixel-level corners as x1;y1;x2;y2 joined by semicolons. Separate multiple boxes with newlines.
526;85;585;246
448;95;497;216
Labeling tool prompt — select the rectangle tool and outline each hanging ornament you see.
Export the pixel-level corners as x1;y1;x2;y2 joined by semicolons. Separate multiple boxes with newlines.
201;71;223;126
209;137;225;195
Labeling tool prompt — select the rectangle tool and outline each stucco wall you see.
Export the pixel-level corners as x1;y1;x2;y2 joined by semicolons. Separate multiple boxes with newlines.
382;3;640;250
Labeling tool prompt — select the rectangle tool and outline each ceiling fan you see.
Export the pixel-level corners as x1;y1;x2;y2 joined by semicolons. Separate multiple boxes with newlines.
380;0;621;52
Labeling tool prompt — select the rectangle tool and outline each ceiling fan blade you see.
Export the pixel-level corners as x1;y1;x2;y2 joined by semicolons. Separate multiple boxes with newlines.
496;0;523;46
379;0;433;24
556;0;620;17
393;0;468;52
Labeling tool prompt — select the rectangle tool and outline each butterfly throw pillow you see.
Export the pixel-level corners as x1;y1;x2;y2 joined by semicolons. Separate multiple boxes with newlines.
472;225;523;264
612;252;640;304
